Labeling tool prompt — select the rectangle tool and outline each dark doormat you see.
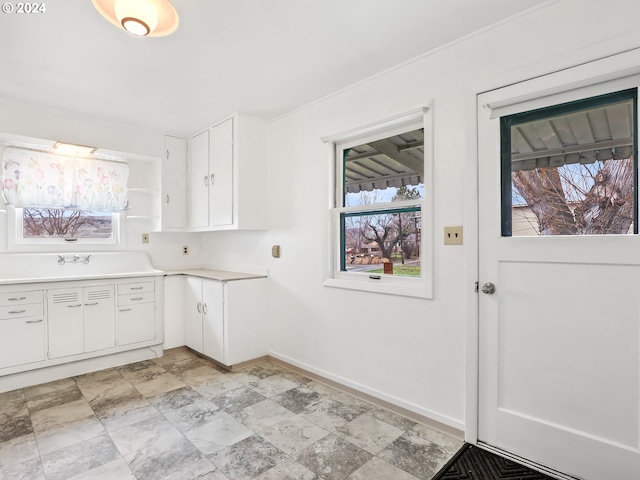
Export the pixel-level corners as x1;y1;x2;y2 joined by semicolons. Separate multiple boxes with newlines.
432;443;557;479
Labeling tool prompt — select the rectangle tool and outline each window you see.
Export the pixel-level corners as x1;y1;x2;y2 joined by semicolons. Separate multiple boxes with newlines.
324;107;433;298
2;144;128;247
18;208;119;243
501;88;638;236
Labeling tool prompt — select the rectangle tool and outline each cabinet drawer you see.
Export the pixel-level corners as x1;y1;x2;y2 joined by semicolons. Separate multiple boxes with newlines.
118;292;155;306
0;303;44;319
0;291;43;307
118;282;154;295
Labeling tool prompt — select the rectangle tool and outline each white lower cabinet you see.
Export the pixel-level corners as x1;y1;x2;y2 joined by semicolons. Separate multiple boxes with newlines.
0;290;45;369
48;285;115;359
0;276;162;377
117;281;157;346
184;276;266;367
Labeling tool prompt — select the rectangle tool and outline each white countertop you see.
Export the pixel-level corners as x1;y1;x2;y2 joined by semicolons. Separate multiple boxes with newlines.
0;253;265;285
164;269;267;282
0;270;164;286
0;252;163;285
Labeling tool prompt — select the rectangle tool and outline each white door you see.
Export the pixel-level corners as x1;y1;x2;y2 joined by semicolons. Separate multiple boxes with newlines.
47;288;84;358
83;285;115;352
209;118;233;227
189;129;210;229
184;276;203;353
478;67;640;479
202;279;224;363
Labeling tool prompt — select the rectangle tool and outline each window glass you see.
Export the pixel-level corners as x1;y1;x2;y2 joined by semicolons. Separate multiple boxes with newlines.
502;89;637;236
343;128;424;207
22;208;113;239
342;208;421;277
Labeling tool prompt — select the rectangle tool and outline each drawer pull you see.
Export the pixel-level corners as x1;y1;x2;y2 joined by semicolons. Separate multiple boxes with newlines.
130;287;144;290
131;297;144;301
8;309;26;314
85;302;99;306
26;319;43;324
119;308;132;312
67;304;83;308
8;296;26;301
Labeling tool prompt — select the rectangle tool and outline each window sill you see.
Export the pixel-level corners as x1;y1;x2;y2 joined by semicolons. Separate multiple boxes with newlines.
323;277;432;299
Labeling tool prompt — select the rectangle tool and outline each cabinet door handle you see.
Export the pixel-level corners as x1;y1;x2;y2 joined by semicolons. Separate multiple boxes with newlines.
202;303;208;315
8;309;26;314
8;296;26;301
166;194;170;204
67;304;83;308
196;302;201;313
119;308;132;312
26;319;43;324
204;175;209;187
130;286;144;290
85;302;99;306
210;174;215;185
166;149;170;160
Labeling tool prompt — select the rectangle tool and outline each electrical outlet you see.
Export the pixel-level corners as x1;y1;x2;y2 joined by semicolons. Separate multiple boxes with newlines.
182;245;189;255
444;226;463;245
141;233;149;244
271;245;281;258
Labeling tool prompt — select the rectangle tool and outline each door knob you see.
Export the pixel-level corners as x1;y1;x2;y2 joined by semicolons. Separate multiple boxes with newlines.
481;282;496;295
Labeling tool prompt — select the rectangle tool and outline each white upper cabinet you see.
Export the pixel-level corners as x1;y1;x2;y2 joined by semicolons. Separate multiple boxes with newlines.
161;135;188;230
188;113;267;231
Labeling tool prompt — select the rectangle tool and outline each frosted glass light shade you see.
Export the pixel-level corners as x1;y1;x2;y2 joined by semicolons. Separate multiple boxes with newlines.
92;0;179;37
115;0;160;36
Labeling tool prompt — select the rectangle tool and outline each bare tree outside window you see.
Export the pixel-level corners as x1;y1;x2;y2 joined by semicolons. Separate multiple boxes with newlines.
23;209;113;239
505;91;636;237
512;158;633;236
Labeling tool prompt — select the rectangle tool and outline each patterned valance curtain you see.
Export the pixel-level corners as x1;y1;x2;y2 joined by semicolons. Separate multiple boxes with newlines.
1;146;128;211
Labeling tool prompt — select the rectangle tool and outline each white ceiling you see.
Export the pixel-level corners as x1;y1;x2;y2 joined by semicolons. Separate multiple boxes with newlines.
0;0;543;137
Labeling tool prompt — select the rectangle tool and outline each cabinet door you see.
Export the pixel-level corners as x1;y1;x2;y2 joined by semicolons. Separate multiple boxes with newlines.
118;303;155;346
48;288;84;358
185;277;203;353
209;118;234;227
162;171;187;229
165;135;187;174
189;130;210;229
0;316;45;369
202;280;224;363
84;285;115;353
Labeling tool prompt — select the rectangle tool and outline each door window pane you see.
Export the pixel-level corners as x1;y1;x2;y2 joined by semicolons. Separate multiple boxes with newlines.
502;89;637;236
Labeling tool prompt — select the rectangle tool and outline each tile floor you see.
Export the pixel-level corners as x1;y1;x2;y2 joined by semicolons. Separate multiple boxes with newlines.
0;348;462;480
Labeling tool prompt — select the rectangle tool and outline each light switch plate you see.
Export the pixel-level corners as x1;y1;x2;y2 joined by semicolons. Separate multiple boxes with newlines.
444;226;463;245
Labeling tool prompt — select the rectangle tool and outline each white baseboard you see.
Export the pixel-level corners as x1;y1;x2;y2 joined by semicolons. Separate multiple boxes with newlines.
268;350;465;437
0;345;163;393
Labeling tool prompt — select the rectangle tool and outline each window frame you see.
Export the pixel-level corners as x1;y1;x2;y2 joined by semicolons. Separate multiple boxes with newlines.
324;106;434;298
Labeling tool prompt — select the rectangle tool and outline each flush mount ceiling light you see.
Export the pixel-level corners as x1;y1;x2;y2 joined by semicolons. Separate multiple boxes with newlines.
53;141;97;155
92;0;179;37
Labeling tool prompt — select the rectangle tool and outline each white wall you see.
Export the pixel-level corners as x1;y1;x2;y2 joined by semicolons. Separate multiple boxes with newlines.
201;0;640;431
